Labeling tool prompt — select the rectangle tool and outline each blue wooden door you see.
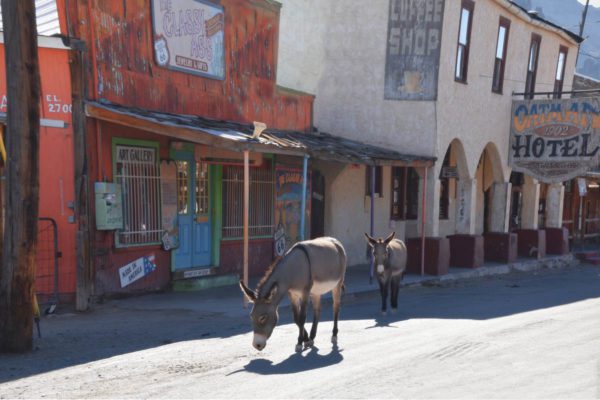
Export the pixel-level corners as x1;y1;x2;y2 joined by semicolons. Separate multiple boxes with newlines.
173;151;211;270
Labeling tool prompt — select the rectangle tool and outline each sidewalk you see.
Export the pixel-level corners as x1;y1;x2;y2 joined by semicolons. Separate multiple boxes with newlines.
103;253;580;318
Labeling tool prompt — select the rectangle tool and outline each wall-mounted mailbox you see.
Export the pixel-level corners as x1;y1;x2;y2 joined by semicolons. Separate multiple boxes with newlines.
95;182;123;230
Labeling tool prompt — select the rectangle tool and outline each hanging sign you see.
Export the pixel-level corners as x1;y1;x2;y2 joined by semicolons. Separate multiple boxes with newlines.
151;0;225;80
509;97;600;183
119;254;157;288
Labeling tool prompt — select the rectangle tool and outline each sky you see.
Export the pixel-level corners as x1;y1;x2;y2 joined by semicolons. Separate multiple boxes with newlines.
578;0;600;7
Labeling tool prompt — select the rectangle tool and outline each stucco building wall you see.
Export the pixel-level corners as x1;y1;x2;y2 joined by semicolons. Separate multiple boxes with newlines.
276;0;580;266
277;0;436;158
437;0;579;183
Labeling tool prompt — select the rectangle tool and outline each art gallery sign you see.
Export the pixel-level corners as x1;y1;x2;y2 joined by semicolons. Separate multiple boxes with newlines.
509;97;600;183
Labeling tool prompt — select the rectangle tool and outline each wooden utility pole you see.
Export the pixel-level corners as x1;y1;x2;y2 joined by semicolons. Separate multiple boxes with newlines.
576;0;591;67
0;0;41;352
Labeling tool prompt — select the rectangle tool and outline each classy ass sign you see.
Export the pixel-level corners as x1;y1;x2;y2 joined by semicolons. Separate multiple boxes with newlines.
151;0;225;79
509;97;600;183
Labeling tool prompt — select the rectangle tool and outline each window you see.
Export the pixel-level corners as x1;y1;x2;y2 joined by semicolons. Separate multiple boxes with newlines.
195;161;209;215
222;162;275;239
176;160;209;216
390;167;419;220
553;46;568;99
524;34;541;99
113;141;162;247
365;166;383;197
455;0;474;83
492;17;510;93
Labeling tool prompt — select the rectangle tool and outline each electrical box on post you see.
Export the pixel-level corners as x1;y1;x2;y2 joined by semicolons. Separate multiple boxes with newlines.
94;182;124;230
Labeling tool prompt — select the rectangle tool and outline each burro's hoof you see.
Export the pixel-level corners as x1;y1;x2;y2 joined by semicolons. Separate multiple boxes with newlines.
391;308;398;314
331;335;338;344
295;343;303;352
304;339;314;349
381;310;387;316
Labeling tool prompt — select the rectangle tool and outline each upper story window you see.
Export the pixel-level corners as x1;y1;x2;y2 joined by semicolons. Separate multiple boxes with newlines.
492;17;511;93
524;34;542;99
455;0;475;83
553;46;568;99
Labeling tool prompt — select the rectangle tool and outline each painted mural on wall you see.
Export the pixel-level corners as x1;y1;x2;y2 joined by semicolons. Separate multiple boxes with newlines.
275;167;311;256
160;160;179;250
151;0;225;80
384;0;445;101
510;97;600;183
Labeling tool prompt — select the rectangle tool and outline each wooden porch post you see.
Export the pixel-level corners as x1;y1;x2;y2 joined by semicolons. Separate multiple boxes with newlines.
421;166;428;276
300;155;309;241
243;150;250;307
370;165;376;284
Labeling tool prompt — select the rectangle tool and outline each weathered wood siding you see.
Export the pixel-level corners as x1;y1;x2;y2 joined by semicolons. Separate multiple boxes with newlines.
71;0;313;131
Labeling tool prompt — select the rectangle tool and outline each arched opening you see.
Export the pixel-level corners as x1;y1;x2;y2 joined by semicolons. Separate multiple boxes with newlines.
438;139;468;237
509;171;524;231
475;143;505;234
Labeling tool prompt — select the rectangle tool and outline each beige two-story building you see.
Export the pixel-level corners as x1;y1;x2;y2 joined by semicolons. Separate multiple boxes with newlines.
275;0;582;272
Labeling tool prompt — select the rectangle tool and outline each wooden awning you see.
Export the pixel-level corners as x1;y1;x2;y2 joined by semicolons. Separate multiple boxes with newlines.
86;100;436;167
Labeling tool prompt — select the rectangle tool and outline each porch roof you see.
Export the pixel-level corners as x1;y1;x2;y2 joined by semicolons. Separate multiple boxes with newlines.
85;101;435;167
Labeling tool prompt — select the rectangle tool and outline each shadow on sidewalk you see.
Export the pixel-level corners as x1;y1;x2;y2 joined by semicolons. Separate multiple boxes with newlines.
1;264;599;384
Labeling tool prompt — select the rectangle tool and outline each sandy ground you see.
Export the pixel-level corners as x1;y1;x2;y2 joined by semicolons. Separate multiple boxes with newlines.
1;265;599;399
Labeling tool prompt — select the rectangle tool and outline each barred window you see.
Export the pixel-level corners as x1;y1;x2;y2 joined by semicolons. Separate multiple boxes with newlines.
222;162;275;239
114;142;162;247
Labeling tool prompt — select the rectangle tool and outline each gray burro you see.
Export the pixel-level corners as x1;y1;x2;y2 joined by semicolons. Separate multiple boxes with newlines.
239;237;347;352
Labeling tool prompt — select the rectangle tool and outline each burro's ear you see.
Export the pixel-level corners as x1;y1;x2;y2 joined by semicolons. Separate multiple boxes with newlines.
239;280;257;303
364;233;377;247
265;284;278;303
384;231;396;245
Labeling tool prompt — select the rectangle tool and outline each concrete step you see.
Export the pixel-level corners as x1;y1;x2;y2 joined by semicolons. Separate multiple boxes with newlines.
575;251;599;261
584;256;600;265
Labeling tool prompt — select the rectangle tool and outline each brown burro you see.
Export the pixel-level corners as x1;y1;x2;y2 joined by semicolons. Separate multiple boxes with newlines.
364;232;407;315
239;237;347;352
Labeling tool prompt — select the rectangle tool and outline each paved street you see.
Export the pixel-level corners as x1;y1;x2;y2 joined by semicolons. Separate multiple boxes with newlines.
1;263;600;399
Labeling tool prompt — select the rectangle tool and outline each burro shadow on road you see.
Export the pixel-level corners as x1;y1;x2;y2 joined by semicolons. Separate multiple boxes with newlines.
1;266;599;385
234;344;343;375
344;266;600;325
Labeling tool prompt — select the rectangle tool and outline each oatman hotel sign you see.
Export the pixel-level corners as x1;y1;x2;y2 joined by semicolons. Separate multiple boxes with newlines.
509;97;600;183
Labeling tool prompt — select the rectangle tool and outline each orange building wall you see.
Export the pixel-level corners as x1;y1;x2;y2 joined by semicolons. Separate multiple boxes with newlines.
0;45;77;299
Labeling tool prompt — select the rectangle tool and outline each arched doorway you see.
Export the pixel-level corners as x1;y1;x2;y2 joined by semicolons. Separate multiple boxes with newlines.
438;139;469;237
474;143;506;235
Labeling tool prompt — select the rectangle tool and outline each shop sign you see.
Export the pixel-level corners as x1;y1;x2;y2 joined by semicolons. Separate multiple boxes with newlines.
384;0;445;101
119;254;157;288
151;0;225;80
509;97;600;183
116;145;156;164
440;166;457;178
